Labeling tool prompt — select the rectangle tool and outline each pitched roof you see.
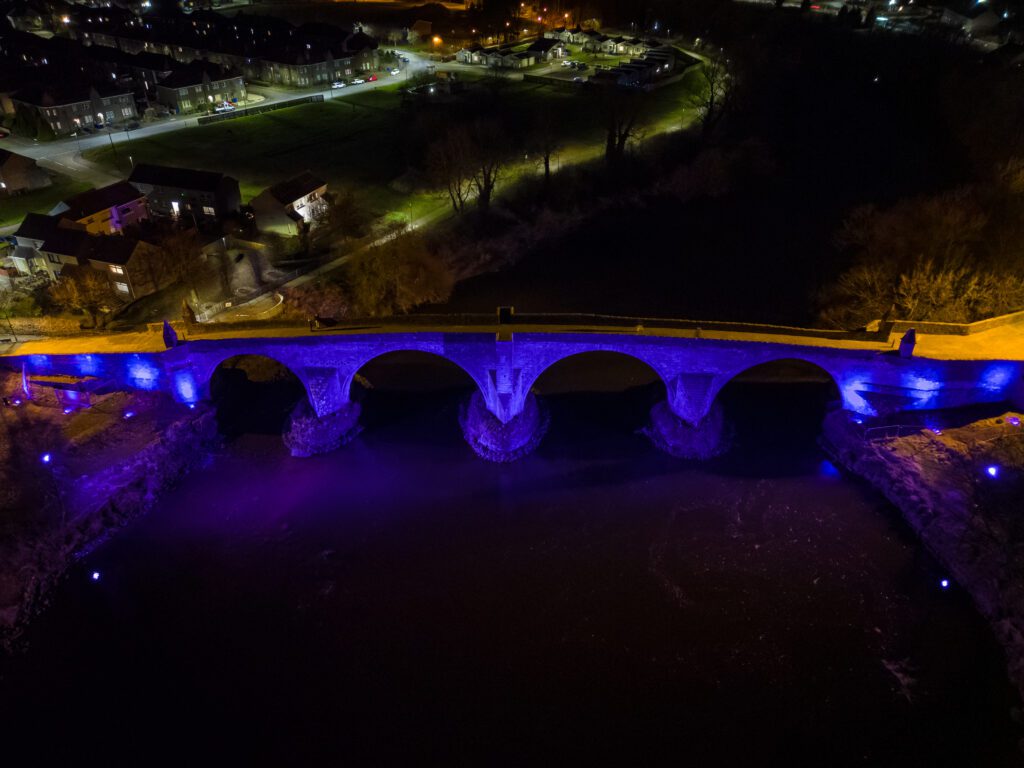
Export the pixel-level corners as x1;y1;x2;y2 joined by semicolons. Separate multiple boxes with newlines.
0;148;32;165
265;171;326;204
13;212;58;241
528;38;563;52
129;163;229;192
56;181;143;221
40;226;90;257
87;235;140;266
158;63;237;89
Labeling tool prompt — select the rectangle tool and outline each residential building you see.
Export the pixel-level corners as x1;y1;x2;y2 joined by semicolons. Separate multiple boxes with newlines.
250;171;327;236
154;64;245;114
49;181;149;234
12;82;137;137
84;235;166;300
527;38;568;61
0;148;51;195
11;213;89;280
128;163;241;221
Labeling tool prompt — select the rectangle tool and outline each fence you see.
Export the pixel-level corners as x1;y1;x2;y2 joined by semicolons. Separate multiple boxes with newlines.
192;266;305;323
196;94;324;125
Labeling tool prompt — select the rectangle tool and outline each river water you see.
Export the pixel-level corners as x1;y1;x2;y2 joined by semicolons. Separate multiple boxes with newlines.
1;356;1021;765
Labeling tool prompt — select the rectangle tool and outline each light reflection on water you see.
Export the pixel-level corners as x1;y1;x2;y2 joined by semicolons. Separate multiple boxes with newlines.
1;383;1020;766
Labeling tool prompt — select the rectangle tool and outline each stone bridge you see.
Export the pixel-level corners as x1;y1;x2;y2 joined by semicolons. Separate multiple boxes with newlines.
4;313;1024;460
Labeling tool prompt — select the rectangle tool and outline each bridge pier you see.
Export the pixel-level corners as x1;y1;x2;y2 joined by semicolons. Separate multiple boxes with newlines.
642;373;729;459
644;399;729;459
460;390;548;462
283;400;362;458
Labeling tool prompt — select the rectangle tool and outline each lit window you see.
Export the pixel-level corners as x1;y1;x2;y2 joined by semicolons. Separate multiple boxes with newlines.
114;281;130;293
202;206;215;216
110;265;124;274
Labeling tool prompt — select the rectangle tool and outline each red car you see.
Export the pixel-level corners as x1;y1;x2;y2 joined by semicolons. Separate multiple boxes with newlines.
367;75;378;82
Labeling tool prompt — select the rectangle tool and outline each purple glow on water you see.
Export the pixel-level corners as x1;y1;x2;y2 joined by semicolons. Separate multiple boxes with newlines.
986;465;999;478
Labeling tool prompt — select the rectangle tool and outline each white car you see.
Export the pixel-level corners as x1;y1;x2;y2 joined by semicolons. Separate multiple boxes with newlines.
331;81;346;89
390;68;401;76
351;78;366;85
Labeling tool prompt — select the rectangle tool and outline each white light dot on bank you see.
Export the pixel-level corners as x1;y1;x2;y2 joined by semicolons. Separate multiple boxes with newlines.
91;571;100;582
940;579;950;589
986;465;999;478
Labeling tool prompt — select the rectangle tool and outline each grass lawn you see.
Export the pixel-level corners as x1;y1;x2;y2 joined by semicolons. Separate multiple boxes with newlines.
0;174;91;228
82;72;702;222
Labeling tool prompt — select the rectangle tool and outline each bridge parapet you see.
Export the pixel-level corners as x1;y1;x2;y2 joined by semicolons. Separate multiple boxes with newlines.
4;327;1024;460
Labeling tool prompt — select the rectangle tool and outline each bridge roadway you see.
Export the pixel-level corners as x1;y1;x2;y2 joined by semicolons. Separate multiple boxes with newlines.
3;313;1023;459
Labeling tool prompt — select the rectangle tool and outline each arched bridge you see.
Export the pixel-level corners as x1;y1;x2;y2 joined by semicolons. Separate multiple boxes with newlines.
4;312;1024;459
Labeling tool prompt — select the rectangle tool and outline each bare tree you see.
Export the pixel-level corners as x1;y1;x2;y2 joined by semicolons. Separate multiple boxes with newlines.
691;56;731;141
49;265;117;328
530;111;562;193
428;125;475;214
152;228;208;299
601;87;645;171
467;120;505;214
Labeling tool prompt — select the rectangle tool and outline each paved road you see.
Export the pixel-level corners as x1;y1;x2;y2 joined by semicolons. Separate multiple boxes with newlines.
2;50;432;186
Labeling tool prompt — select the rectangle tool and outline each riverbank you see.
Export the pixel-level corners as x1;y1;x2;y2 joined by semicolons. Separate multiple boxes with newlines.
0;372;218;648
823;409;1024;703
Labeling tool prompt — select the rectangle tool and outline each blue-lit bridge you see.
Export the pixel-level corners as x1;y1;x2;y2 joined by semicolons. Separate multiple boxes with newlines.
3;312;1023;459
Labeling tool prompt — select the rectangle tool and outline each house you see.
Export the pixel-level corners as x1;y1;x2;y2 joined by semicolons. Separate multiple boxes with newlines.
0;148;50;195
11;213;90;280
12;83;138;137
49;181;148;235
128;163;241;222
250;171;328;237
580;30;608;51
527;38;568;61
510;51;537;68
84;235;165;300
154;64;246;114
456;43;486;65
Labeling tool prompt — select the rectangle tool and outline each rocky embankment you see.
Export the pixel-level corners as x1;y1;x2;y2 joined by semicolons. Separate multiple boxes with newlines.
0;398;219;648
823;410;1024;700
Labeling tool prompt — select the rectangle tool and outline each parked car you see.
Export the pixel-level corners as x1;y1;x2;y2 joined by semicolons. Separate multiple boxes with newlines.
331;81;347;89
390;68;401;76
572;76;583;82
400;55;410;63
367;74;378;82
352;78;366;84
124;121;141;130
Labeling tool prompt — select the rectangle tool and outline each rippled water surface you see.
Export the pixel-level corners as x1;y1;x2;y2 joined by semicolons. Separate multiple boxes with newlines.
1;362;1020;765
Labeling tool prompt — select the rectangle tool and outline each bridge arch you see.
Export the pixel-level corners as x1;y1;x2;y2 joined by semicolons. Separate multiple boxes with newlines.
709;357;843;426
342;349;489;404
523;349;673;400
207;353;312;435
